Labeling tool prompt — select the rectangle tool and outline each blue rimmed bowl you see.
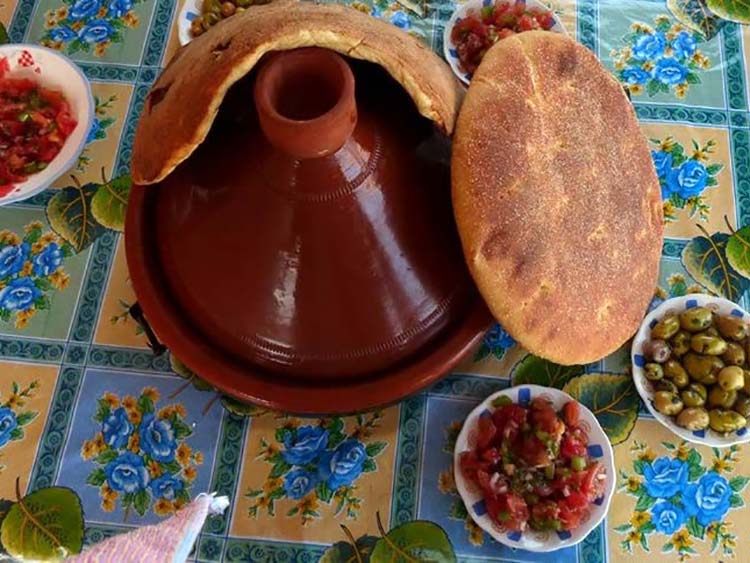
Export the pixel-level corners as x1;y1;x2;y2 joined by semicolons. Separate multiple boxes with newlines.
442;0;568;85
453;384;615;552
633;294;750;448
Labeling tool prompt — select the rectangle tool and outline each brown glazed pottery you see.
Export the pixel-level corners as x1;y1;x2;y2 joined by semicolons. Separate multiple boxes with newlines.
125;48;491;413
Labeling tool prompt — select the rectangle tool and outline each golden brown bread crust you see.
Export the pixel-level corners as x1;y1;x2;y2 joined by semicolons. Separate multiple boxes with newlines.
132;2;463;184
452;31;663;365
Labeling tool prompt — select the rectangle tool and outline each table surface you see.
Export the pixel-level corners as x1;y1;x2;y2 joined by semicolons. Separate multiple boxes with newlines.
1;0;750;561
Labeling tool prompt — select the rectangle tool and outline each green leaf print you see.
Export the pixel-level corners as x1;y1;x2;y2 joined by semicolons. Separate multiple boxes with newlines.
682;228;750;300
562;374;639;445
647;80;661;97
46;179;105;252
133;489;150;516
668;0;726;38
687;516;705;539
511;354;584;389
725;226;750;280
0;486;84;560
729;493;744;507
706;0;750;23
362;459;377;473
634;493;656;512
365;442;387;458
86;468;106;487
317;482;334;503
93;449;118;464
14;411;37;427
91;175;132;231
270;461;292;479
370;519;456;563
729;475;750;491
0;23;8;45
320;534;379;563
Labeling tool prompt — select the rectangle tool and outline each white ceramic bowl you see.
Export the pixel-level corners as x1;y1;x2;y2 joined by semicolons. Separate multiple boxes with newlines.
0;44;93;206
443;0;567;85
453;384;615;552
178;0;202;46
632;294;750;448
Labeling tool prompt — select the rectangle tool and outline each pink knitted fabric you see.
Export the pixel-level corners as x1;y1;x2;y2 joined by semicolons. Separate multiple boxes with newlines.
67;494;228;563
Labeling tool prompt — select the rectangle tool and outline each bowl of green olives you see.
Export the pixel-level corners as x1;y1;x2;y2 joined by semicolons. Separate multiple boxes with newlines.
179;0;272;45
632;295;750;447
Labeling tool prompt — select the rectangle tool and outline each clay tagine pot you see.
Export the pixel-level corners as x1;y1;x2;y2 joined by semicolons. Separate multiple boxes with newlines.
125;5;491;413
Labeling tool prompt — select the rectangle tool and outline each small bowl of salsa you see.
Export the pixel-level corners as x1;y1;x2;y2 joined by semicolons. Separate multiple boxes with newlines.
454;384;615;552
443;0;567;84
0;45;93;205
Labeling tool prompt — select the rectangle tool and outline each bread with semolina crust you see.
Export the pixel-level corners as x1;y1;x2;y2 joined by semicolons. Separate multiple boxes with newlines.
131;1;463;185
451;31;663;365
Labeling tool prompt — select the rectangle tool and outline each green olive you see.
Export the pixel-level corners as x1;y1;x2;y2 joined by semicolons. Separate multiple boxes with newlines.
203;11;220;28
680;307;713;332
722;342;746;366
709;386;738;409
734;394;750;418
664;360;689;388
715;315;750;341
653;391;684;416
718;366;745;391
644;339;671;363
705;327;720;337
236;0;252;7
709;409;747;433
190;17;204;36
644;363;664;381
681;383;707;407
683;353;724;384
656;379;679;394
670;331;691;357
744;370;750;395
652;315;680;340
690;334;728;355
220;1;236;17
676;407;710;431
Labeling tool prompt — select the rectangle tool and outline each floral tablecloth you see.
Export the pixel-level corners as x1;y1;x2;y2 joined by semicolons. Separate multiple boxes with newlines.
1;0;750;561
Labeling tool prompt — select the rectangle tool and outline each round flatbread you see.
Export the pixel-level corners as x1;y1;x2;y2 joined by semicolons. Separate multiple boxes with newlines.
131;1;463;184
452;31;662;365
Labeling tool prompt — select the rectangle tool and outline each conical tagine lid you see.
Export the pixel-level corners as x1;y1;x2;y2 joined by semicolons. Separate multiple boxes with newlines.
125;3;491;413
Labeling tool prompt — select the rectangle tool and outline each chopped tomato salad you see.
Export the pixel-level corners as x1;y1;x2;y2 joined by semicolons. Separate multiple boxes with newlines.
460;396;605;533
451;1;555;74
0;78;77;194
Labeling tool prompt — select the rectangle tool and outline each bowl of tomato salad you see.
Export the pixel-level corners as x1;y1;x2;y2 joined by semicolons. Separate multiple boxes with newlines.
454;384;615;552
443;0;566;84
0;45;93;205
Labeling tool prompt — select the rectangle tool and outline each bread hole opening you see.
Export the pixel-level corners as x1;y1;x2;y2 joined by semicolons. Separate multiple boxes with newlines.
269;66;343;121
147;84;171;114
212;38;232;60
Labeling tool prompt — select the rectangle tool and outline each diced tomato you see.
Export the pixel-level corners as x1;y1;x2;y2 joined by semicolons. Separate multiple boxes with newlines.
535;11;556;30
460;451;489;482
581;462;604;500
562;401;580;427
476;415;497;449
517;14;536;31
481;447;501;465
564;490;589;510
504;492;529;531
558;503;584;531
560;431;587;459
518;434;551;466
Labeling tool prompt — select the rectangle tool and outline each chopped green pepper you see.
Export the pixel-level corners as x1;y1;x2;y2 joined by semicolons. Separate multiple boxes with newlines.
492;395;512;408
571;455;586;472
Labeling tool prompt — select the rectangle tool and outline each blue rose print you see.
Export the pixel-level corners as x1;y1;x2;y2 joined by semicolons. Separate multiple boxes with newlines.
621;67;651;85
683;471;732;526
101;407;133;449
318;439;367;489
632;32;666;61
32;243;63;277
643;457;688;499
485;323;515;350
651;501;686;534
282;426;329;465
149;473;184;500
0;277;41;312
666;160;708;199
651;150;673;180
139;413;177;462
671;31;697;61
653;58;688;86
78;19;114;44
69;0;102;20
105;451;149;493
389;11;410;30
107;0;132;18
0;407;18;448
0;243;30;278
284;468;318;500
49;26;77;43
